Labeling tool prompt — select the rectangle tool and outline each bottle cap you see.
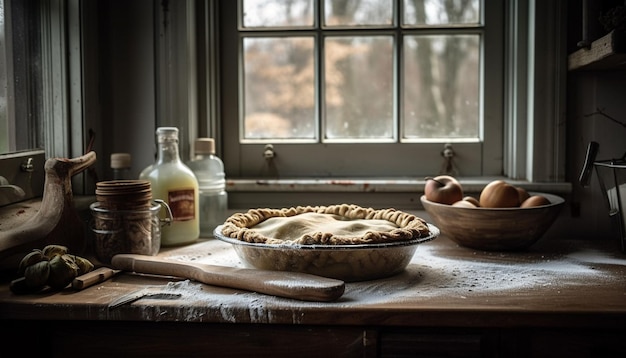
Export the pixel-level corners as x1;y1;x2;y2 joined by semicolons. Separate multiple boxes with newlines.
110;153;131;169
156;127;179;142
194;138;216;155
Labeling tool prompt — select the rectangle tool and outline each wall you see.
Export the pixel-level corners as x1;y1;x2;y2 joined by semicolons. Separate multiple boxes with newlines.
92;0;156;181
566;71;626;242
565;0;626;246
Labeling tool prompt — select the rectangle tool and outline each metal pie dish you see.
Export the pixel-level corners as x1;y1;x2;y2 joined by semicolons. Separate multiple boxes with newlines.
214;223;439;282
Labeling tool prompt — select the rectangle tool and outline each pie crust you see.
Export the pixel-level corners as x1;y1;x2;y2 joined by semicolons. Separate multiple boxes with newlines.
220;204;431;245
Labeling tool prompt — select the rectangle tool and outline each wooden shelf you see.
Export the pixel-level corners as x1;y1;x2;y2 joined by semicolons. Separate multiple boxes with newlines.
569;30;626;71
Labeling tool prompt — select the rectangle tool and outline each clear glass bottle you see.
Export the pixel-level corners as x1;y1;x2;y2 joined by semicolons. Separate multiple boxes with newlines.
138;163;153;181
142;127;199;246
110;153;132;180
187;138;228;237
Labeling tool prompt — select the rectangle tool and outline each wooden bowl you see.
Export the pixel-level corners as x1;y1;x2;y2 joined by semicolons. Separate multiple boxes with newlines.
420;192;565;251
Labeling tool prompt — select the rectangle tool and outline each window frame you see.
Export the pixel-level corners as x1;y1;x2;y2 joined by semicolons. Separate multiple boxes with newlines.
218;0;503;179
214;0;566;183
0;0;92;203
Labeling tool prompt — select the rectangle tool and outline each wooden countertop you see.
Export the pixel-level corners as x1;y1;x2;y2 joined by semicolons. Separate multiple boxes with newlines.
1;233;626;329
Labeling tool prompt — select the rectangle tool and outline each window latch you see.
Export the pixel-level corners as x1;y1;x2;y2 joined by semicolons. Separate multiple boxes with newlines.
263;144;275;160
21;157;35;172
261;144;279;178
440;143;459;176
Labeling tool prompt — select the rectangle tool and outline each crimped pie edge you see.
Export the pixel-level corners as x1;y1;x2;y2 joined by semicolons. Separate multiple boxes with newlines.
219;204;431;245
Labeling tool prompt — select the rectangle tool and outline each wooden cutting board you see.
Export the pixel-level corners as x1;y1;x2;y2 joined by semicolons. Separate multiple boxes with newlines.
111;254;346;302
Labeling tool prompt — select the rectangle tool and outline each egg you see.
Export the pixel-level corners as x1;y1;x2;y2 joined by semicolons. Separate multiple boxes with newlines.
452;199;477;208
462;196;481;207
520;195;551;208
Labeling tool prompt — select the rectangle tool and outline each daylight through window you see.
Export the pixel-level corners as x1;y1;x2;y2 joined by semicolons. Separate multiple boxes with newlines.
240;0;482;143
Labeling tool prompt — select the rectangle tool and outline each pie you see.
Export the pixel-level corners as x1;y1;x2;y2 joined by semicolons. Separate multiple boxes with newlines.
219;204;431;245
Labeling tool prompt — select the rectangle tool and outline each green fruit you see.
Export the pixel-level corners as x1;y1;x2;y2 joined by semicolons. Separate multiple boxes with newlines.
42;244;69;259
24;261;51;289
18;249;47;275
47;254;79;289
71;255;95;275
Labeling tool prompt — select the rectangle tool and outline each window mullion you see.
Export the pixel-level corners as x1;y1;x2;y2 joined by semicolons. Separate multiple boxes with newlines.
317;32;324;144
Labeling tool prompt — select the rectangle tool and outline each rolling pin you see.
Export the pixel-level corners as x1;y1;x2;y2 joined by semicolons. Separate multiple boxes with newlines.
111;254;345;302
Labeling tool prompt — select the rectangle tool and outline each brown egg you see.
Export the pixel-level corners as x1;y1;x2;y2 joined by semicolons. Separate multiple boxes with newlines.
520;195;551;208
452;199;477;208
479;180;521;208
462;196;481;207
516;187;530;203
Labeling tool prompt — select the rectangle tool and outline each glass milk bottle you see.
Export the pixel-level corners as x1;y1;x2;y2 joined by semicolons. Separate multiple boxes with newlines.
142;127;199;246
187;138;228;237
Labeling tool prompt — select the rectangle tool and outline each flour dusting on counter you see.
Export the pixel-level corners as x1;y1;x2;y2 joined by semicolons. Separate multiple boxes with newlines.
341;243;623;305
142;280;277;323
165;241;243;267
128;238;626;322
566;248;626;266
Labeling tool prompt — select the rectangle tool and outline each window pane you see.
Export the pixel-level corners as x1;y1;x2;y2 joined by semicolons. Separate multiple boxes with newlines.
243;37;316;140
324;36;394;140
403;34;480;139
242;0;314;28
403;0;480;26
0;0;9;153
324;0;393;27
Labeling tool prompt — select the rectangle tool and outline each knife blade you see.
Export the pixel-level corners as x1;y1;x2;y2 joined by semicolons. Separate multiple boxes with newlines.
108;286;182;309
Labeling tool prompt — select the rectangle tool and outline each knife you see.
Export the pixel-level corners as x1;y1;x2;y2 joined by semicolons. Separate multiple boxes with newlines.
108;286;182;309
111;254;346;302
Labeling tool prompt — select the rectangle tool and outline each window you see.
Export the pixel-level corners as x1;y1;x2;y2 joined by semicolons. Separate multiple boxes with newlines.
220;0;505;178
0;0;6;153
0;0;88;160
0;0;47;154
1;0;91;207
1;0;18;153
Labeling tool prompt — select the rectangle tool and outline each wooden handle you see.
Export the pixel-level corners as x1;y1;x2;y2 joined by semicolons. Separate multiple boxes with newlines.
72;267;120;290
111;254;345;302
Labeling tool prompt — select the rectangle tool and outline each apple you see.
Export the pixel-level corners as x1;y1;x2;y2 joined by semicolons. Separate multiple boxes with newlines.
424;175;463;205
462;196;481;207
479;180;521;208
520;195;551;208
452;199;477;208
